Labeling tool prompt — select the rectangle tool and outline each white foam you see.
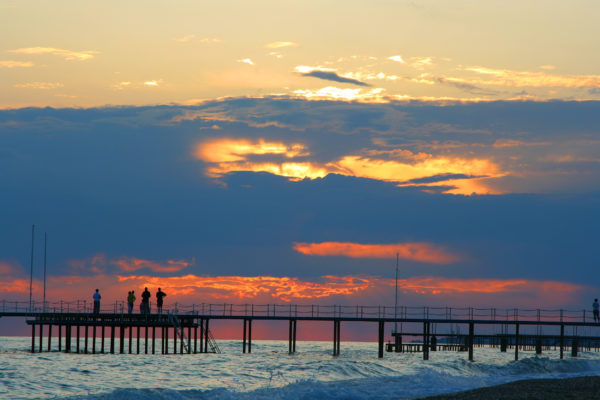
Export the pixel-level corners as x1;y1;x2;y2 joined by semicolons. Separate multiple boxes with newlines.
2;337;600;399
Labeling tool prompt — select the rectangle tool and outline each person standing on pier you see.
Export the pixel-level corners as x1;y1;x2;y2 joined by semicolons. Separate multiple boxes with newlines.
156;288;166;314
141;287;151;314
593;299;599;322
93;289;101;314
127;290;136;314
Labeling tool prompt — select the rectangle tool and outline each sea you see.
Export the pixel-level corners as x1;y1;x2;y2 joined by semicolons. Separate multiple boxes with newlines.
1;336;600;399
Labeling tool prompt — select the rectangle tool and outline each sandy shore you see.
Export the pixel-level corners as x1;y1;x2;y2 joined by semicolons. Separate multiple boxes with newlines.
415;376;600;400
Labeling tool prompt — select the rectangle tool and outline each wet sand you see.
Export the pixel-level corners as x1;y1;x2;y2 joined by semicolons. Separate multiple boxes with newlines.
415;376;600;399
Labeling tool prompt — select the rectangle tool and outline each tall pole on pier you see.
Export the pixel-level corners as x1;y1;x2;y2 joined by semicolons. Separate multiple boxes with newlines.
29;224;35;311
394;252;399;334
43;232;47;312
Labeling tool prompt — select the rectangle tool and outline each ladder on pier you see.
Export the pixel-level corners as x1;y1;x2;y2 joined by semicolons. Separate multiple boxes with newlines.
168;312;190;353
168;313;221;354
207;327;221;354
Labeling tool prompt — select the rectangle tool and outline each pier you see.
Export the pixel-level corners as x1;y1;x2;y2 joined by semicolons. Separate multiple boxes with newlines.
2;300;600;361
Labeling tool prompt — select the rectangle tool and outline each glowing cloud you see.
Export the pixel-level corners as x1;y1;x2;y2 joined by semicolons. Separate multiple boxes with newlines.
293;242;461;264
194;138;505;194
118;274;372;301
144;80;159;87
237;58;254;65
388;55;404;63
0;60;33;68
293;86;387;102
8;47;99;61
14;82;63;89
173;34;196;42
113;274;582;303
265;41;299;49
195;138;308;163
391;276;582;297
463;66;600;88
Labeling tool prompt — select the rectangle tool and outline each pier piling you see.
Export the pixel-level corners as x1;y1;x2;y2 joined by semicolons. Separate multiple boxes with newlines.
378;321;384;358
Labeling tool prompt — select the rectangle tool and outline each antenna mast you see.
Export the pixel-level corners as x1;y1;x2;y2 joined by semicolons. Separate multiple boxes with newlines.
394;252;399;334
29;224;35;311
43;232;47;312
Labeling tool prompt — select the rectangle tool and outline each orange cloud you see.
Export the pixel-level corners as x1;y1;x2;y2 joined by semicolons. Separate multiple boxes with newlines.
68;254;192;273
117;274;372;302
12;273;584;309
112;257;192;273
195;138;308;163
293;242;460;264
0;278;35;294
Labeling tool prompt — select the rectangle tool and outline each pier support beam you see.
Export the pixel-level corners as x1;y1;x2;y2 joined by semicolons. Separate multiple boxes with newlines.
76;325;80;353
378;321;384;358
333;320;341;356
152;326;156;354
180;327;184;354
572;339;578;357
248;319;252;353
137;326;141;354
204;319;209;353
468;322;474;362
146;326;150;354
242;319;247;353
31;324;35;353
560;324;564;359
128;326;132;354
39;324;43;353
194;325;198;354
514;323;519;361
66;325;72;353
48;324;52;352
58;324;62;352
200;318;204;353
500;337;507;352
423;322;429;360
101;326;105;353
120;326;125;354
110;326;115;354
174;326;178;354
187;326;191;354
288;319;297;354
84;325;88;354
92;325;96;354
165;326;169;354
394;334;402;353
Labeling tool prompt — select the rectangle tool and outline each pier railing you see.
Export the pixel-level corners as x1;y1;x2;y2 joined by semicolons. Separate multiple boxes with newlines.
1;299;594;322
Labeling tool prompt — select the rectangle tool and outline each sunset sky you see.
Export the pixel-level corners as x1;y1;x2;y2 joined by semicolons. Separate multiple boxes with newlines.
1;1;600;337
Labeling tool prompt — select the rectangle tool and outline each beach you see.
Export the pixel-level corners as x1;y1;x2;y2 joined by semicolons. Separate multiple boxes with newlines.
417;376;600;400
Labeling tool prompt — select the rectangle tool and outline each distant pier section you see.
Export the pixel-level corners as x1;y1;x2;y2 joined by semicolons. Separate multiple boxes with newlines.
2;301;600;361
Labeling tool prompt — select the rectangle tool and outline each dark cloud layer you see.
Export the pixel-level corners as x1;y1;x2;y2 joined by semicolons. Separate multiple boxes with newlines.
300;71;370;86
0;98;599;307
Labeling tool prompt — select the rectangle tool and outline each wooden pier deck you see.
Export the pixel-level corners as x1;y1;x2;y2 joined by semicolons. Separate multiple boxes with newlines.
2;301;600;361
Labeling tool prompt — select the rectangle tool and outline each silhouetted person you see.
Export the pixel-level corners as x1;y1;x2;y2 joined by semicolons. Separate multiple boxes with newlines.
141;287;151;314
593;298;599;322
127;290;136;314
93;289;101;314
156;288;166;314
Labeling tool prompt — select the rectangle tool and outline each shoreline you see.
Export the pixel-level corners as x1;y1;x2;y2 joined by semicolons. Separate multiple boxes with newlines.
414;376;600;400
